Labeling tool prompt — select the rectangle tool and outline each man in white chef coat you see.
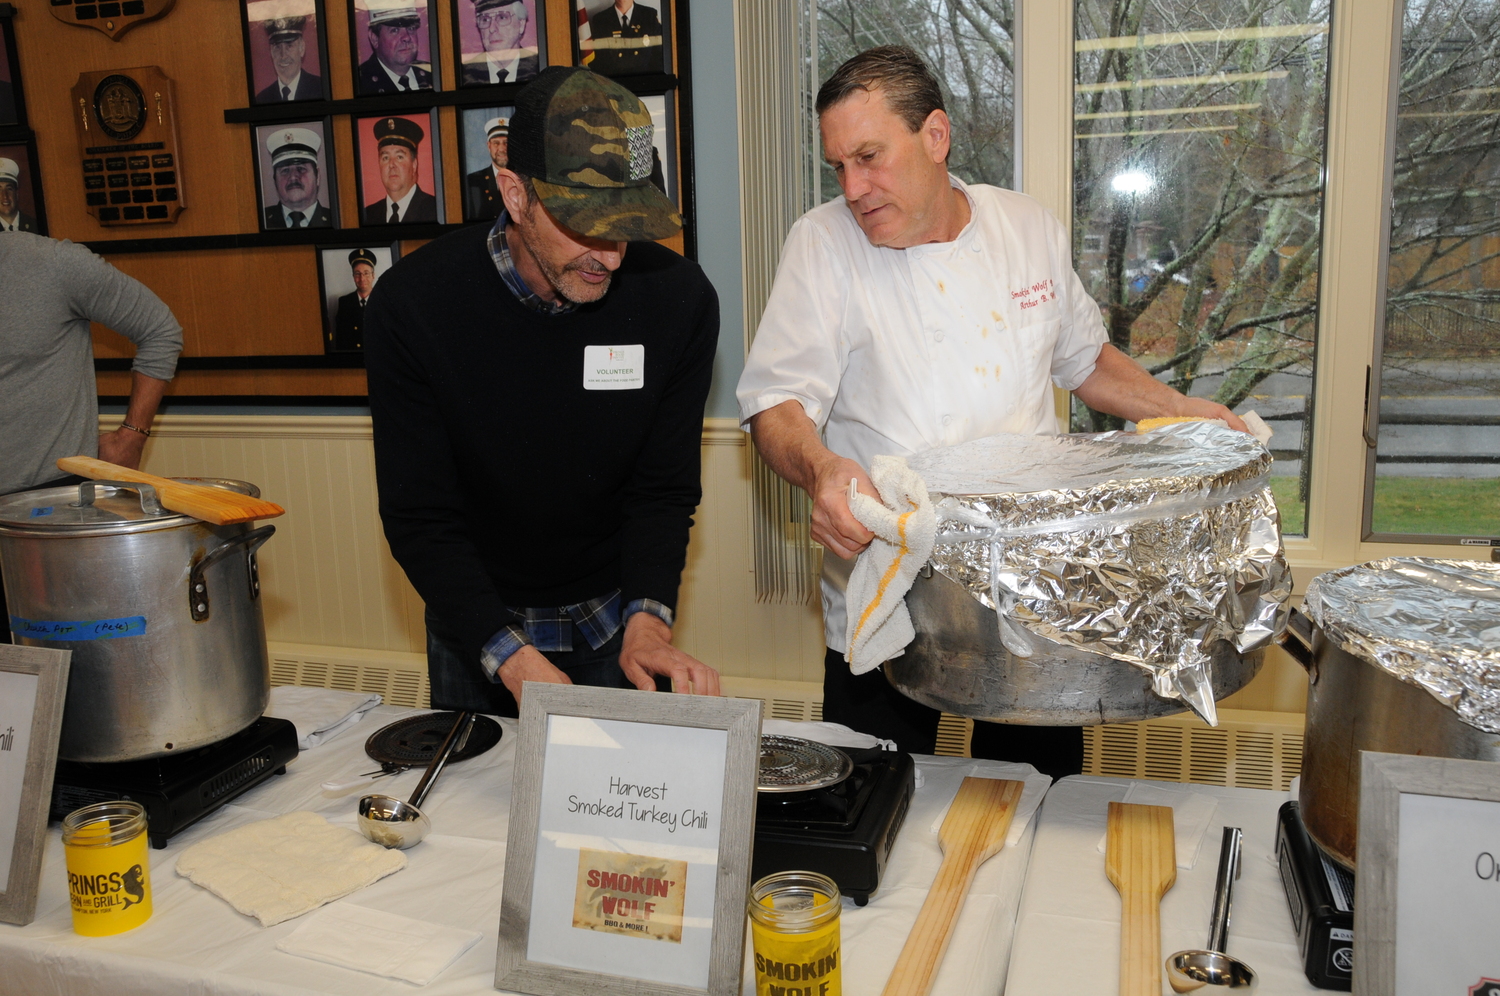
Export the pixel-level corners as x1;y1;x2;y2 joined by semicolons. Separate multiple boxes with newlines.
737;46;1243;777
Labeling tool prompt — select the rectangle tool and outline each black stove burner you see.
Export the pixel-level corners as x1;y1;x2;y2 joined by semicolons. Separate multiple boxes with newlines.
752;746;915;906
51;716;300;849
1276;801;1354;990
364;711;502;767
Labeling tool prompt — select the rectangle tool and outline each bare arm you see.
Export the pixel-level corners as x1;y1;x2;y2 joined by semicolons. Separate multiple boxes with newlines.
97;371;170;468
747;399;877;560
1072;344;1248;431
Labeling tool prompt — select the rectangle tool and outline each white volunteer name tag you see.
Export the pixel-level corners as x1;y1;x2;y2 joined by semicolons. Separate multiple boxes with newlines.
583;344;645;390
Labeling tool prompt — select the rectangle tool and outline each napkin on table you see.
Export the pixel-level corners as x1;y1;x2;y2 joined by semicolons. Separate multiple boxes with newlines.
762;719;896;751
276;902;482;986
265;686;382;750
1094;781;1219;869
176;811;406;926
926;763;1053;848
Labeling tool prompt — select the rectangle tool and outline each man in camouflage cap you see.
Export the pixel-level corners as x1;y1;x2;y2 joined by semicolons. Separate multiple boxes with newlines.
365;67;720;716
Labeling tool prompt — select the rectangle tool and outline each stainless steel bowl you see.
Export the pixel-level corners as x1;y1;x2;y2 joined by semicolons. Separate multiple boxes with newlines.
883;569;1263;725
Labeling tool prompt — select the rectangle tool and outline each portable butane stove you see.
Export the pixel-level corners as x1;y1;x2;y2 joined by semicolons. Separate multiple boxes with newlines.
752;735;915;906
51;716;300;849
1276;800;1355;991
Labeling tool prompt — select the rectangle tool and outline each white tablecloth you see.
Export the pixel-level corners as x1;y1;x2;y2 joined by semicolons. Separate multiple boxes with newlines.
1004;775;1322;994
0;706;1037;996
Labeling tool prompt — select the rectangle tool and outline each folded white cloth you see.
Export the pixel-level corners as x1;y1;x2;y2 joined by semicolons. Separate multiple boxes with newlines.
276;902;482;986
265;686;382;750
845;455;936;674
1094;781;1219;869
762;719;896;751
1242;409;1274;445
926;763;1053;849
176;811;407;926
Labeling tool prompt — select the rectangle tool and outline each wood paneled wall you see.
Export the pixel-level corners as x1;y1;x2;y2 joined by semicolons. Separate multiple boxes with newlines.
12;0;682;398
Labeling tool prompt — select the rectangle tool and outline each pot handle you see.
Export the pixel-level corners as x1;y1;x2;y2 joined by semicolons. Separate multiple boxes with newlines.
71;480;169;516
189;525;276;622
1280;606;1315;672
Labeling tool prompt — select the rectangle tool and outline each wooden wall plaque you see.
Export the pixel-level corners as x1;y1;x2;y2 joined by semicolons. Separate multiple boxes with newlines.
70;66;185;227
50;0;174;41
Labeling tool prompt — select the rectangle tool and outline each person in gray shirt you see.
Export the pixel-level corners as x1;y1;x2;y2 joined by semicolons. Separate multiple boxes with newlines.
0;233;182;639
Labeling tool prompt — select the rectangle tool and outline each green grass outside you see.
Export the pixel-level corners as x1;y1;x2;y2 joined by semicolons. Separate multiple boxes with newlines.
1270;476;1500;538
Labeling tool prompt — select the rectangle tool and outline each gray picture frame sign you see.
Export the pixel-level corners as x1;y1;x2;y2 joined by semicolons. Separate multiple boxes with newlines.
0;644;71;926
1355;751;1500;995
495;683;762;996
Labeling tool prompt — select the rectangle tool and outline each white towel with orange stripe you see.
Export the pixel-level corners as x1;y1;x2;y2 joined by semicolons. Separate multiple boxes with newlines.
845;455;936;675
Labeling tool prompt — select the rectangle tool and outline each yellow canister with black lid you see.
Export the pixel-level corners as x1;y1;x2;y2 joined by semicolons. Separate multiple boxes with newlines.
62;800;153;935
748;870;841;996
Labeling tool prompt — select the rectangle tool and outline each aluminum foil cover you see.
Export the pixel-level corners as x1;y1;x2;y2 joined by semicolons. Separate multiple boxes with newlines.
907;422;1291;724
1303;558;1500;734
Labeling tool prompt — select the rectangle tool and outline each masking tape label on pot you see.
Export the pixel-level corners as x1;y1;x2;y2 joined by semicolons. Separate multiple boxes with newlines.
9;616;147;641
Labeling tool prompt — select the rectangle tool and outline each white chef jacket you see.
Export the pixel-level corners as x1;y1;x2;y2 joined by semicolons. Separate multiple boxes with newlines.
736;176;1108;650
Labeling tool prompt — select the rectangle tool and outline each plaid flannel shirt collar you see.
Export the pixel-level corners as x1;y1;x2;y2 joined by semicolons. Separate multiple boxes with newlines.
478;591;675;679
486;210;579;316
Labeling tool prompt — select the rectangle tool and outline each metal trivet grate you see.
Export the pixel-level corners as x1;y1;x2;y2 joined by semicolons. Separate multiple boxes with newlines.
758;734;853;793
366;711;502;767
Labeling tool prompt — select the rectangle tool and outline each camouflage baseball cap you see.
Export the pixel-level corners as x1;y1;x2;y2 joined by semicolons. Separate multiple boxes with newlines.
509;66;681;242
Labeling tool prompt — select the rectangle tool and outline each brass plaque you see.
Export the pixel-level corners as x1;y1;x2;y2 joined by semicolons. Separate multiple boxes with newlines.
70;67;185;227
49;0;174;42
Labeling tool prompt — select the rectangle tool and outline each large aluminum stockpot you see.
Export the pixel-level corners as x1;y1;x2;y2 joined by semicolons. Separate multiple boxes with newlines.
0;479;275;762
1282;560;1500;870
884;568;1264;725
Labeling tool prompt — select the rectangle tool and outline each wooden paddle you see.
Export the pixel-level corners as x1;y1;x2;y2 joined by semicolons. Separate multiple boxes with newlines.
1106;801;1177;996
880;777;1024;996
56;456;285;525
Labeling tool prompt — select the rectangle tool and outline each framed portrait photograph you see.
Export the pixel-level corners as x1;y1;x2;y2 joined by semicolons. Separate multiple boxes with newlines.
252;120;338;231
495;684;761;996
350;0;439;97
640;93;675;206
241;0;332;106
453;0;545;88
354;110;445;226
0;645;71;927
458;105;513;221
316;242;398;352
574;0;671;79
0;142;46;235
0;14;25;128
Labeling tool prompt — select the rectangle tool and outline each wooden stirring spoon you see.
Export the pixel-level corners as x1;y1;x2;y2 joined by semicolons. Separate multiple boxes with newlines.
57;456;285;525
1106;801;1177;996
881;777;1024;996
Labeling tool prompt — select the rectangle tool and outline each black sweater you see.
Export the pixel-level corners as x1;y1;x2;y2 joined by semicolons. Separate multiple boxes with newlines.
364;226;718;660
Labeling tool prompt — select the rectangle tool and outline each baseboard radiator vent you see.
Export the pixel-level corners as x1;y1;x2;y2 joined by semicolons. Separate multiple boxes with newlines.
269;642;432;709
1083;708;1304;791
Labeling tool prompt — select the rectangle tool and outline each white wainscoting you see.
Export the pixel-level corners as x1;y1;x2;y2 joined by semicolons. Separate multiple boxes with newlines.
112;413;1304;715
117;414;828;683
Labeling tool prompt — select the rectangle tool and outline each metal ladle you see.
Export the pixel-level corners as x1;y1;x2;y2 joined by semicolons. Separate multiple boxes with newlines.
357;711;475;849
1166;826;1259;993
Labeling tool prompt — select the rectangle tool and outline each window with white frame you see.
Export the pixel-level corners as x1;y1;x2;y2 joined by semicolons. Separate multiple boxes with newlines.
1368;0;1500;543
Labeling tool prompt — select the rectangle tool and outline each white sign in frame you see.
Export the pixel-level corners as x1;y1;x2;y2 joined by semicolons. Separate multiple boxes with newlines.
0;644;71;926
1355;751;1500;995
496;683;762;996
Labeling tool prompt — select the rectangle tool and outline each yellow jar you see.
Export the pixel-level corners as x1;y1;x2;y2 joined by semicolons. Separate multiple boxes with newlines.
748;871;842;996
62;801;153;936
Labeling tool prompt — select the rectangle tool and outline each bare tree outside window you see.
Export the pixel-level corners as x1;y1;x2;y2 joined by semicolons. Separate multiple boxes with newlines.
1073;1;1332;535
1371;0;1500;539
